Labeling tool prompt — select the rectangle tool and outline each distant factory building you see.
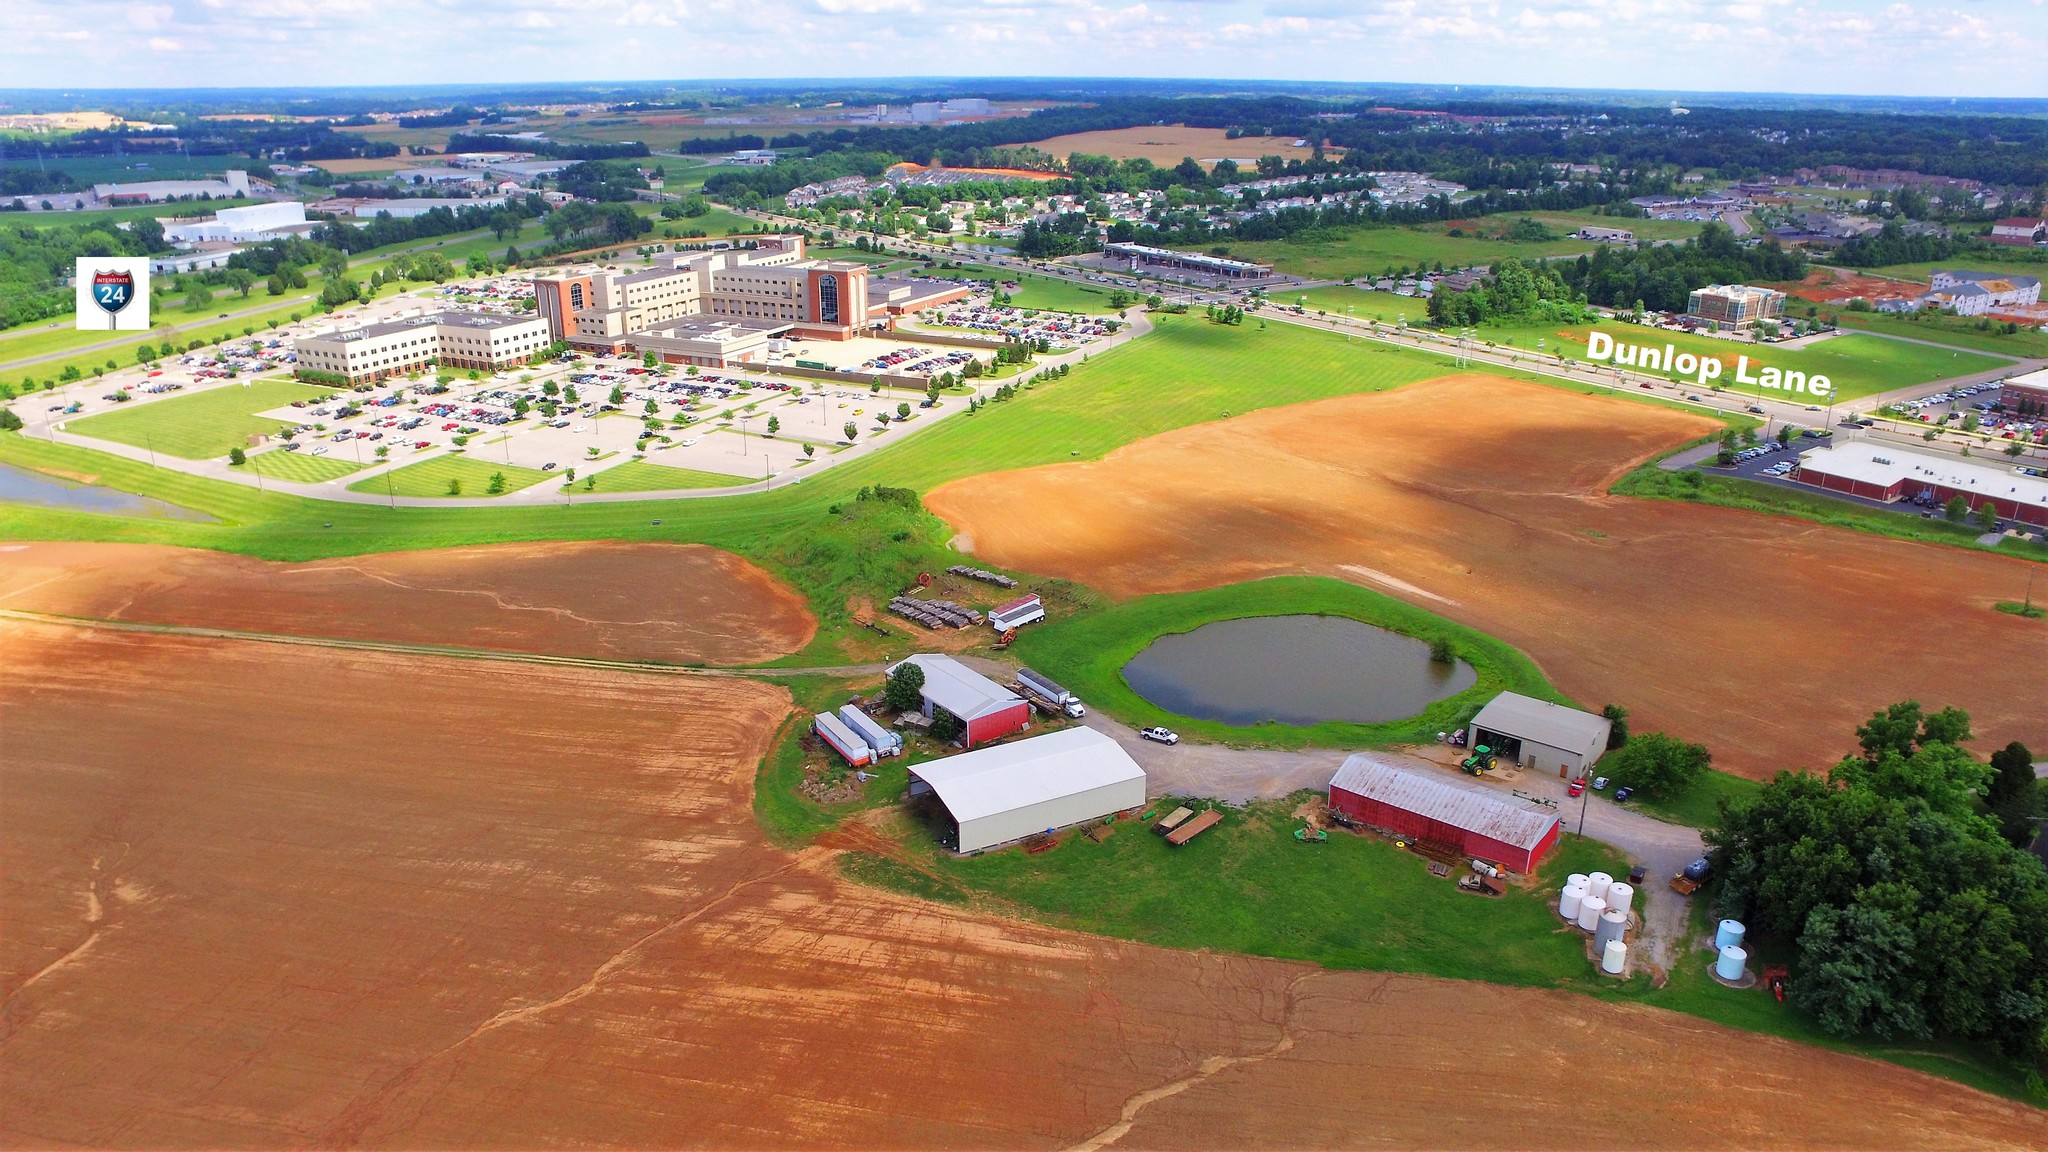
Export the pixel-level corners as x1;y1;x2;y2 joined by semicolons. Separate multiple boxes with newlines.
161;201;314;246
909;726;1145;854
92;170;252;204
1328;755;1560;873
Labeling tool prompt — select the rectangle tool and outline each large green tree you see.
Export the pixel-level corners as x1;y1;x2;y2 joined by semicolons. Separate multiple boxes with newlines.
1706;703;2048;1072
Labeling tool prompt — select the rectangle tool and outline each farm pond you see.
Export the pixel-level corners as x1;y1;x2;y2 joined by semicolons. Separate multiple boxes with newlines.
1121;614;1476;726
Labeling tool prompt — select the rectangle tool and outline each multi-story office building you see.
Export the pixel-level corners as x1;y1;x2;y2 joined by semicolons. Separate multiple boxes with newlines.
1685;284;1786;328
293;312;552;384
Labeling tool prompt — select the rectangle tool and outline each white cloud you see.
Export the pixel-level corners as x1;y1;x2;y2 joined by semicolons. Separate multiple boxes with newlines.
0;0;2039;96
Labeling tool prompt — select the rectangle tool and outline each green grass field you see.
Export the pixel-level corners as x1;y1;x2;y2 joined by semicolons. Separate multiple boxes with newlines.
1468;321;2003;402
849;799;1630;985
1269;295;2003;401
948;265;1121;314
65;379;334;460
656;206;755;239
1823;310;2048;359
1010;577;1566;750
345;455;549;498
1218;225;1601;281
578;458;751;493
1619;767;1762;829
1859;257;2048;284
1521;209;1706;242
238;449;365;484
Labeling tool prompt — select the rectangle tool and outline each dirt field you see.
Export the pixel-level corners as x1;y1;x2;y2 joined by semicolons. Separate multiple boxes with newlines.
1778;268;1924;305
926;375;2048;777
1024;125;1332;168
0;540;814;665
3;618;2043;1148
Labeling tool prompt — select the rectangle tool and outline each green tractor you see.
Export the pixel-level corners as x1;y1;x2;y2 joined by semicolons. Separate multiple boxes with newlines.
1460;745;1497;774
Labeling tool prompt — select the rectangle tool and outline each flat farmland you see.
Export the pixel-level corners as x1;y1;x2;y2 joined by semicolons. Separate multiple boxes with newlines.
0;539;815;665
926;375;2048;777
1024;124;1327;167
5;618;2044;1148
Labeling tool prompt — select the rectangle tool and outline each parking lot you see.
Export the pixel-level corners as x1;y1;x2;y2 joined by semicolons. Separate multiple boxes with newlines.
912;299;1120;349
1884;381;2041;443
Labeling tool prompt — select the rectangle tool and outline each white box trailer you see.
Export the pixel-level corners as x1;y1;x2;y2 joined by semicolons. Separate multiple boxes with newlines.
988;594;1046;632
1016;668;1073;705
814;711;875;767
838;704;903;757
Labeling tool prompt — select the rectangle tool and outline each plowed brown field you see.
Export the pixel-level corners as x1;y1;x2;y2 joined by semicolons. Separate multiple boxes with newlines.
0;540;813;665
926;376;2048;777
5;618;2046;1148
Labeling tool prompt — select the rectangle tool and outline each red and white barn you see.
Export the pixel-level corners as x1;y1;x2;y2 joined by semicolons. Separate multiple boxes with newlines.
887;654;1031;749
1328;755;1561;873
1792;442;2048;528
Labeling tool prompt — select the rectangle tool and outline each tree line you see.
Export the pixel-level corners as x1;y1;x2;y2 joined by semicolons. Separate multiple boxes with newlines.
1705;702;2046;1080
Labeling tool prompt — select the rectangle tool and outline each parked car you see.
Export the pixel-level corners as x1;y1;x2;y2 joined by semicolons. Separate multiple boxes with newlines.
1139;727;1180;745
1613;786;1634;802
1568;778;1587;797
1592;776;1610;790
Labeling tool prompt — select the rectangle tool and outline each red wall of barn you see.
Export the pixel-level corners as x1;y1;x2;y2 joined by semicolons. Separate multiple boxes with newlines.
963;703;1030;749
1328;786;1554;872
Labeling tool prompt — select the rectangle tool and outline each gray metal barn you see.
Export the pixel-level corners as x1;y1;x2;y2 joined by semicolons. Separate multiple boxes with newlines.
1467;692;1613;780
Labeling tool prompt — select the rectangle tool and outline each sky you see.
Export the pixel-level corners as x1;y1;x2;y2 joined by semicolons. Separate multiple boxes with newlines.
5;0;2047;98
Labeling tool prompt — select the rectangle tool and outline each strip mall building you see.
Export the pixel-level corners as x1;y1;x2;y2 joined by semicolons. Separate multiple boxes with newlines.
1792;442;2048;528
531;235;970;366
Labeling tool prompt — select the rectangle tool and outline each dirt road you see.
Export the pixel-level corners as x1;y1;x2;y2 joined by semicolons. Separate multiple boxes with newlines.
927;375;2048;778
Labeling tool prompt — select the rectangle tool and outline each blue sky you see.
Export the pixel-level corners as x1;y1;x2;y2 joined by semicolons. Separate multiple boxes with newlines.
6;1;2046;97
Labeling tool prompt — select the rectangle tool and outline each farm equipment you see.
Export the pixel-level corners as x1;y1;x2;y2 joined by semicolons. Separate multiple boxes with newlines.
1153;807;1194;836
992;628;1018;651
1670;856;1711;896
1293;825;1327;844
1460;744;1497;774
1165;810;1222;847
1762;964;1789;1003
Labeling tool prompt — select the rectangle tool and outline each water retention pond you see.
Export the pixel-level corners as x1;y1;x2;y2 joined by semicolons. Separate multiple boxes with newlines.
1122;614;1476;726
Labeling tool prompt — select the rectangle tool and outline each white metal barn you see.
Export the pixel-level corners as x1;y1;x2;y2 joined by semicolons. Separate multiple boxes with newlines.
1467;692;1613;779
908;726;1147;854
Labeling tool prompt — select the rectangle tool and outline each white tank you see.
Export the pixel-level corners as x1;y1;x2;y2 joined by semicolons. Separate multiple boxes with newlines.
1716;920;1747;951
1602;940;1627;975
1586;872;1613;902
1560;884;1586;921
1577;894;1607;932
1605;882;1633;917
1596;908;1629;951
1716;945;1748;982
1567;873;1590;892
